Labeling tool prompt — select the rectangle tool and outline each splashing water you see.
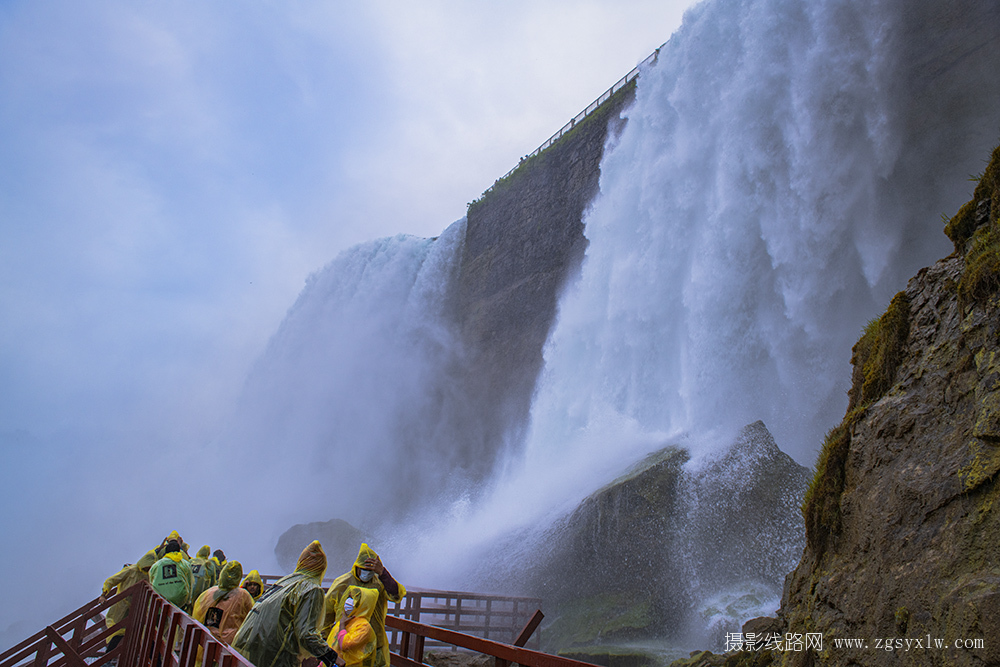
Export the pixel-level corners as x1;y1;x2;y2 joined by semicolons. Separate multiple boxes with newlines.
400;0;1000;633
523;0;997;475
217;219;471;530
218;0;999;646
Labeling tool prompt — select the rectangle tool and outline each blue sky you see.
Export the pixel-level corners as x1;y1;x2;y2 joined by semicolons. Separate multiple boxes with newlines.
0;0;699;643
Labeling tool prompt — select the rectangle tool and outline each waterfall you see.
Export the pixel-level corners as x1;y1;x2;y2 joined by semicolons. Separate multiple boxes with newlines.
218;0;999;648
396;0;1000;647
219;219;471;528
526;0;998;474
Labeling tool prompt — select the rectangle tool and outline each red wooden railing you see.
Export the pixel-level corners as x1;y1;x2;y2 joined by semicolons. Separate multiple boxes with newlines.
1;582;597;667
388;614;599;667
259;576;544;651
388;588;543;651
0;582;254;667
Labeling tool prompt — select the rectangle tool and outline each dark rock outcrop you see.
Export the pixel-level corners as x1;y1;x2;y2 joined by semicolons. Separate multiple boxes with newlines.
274;518;370;574
471;422;809;656
769;145;1000;667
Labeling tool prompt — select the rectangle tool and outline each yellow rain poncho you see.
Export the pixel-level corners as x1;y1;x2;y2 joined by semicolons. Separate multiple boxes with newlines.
155;531;190;559
233;541;335;667
323;544;405;667
102;550;158;640
189;545;217;611
193;561;255;645
241;569;265;601
326;587;378;667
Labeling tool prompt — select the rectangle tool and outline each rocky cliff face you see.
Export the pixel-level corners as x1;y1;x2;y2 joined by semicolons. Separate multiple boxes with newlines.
454;84;634;474
680;145;1000;667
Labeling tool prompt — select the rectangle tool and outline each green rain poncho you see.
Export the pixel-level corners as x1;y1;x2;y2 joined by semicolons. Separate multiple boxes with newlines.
102;550;158;640
322;544;405;667
233;541;331;667
149;550;194;608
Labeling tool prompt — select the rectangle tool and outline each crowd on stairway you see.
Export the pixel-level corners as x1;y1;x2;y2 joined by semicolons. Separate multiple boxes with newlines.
99;531;404;667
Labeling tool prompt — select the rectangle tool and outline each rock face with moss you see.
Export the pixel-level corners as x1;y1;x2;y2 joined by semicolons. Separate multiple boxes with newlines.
763;145;1000;667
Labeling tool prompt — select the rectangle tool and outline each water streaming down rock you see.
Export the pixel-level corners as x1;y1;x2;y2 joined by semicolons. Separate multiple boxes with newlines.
402;0;1000;651
524;0;998;475
225;0;999;652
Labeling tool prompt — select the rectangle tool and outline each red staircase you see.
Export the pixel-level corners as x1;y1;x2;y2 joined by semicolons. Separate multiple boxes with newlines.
1;582;598;667
0;581;252;667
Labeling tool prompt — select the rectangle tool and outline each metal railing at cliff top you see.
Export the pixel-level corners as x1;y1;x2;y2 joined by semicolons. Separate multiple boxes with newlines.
479;47;660;198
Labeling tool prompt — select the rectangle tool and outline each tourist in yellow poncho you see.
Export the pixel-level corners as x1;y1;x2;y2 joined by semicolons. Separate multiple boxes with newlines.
189;545;218;612
154;531;190;559
100;550;158;648
326;587;378;667
322;544;405;667
241;569;265;601
193;560;255;645
233;541;339;667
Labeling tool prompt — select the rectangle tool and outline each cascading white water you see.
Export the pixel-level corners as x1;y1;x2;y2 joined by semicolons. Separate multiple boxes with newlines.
215;0;999;649
525;0;980;474
398;0;999;644
216;219;470;530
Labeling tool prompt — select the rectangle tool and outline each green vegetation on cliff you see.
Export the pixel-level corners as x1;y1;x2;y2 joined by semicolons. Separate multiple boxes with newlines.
802;291;911;556
803;136;999;556
945;143;1000;249
946;142;1000;310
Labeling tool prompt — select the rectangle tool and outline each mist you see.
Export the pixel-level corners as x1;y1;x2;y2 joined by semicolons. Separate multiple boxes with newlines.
3;0;1000;652
0;0;700;647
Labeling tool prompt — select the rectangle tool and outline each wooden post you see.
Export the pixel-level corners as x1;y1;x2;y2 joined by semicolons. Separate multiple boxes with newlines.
400;630;411;659
513;611;544;647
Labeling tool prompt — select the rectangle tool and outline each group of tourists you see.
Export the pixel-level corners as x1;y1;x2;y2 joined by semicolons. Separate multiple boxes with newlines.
99;532;404;667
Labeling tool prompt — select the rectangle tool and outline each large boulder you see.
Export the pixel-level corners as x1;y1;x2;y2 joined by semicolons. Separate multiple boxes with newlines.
472;422;809;657
274;518;371;575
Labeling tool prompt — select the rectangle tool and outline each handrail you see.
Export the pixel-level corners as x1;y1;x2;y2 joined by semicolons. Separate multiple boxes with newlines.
387;615;600;667
125;581;255;667
388;588;543;651
1;588;128;667
1;582;255;667
478;46;661;198
259;576;543;650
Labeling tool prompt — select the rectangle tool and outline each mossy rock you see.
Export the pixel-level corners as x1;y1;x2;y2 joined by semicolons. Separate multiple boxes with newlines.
803;291;912;557
947;141;1000;310
958;222;1000;310
848;291;912;411
543;592;655;650
945;142;1000;250
559;647;660;667
801;420;851;556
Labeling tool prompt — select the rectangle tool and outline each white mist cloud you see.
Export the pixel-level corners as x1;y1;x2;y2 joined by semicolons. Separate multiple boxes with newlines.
0;0;699;646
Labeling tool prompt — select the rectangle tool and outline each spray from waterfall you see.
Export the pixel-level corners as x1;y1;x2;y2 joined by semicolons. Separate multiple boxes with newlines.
211;0;999;650
395;0;999;640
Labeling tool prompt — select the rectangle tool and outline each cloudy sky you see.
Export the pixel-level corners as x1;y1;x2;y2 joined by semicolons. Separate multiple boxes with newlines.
0;0;700;643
